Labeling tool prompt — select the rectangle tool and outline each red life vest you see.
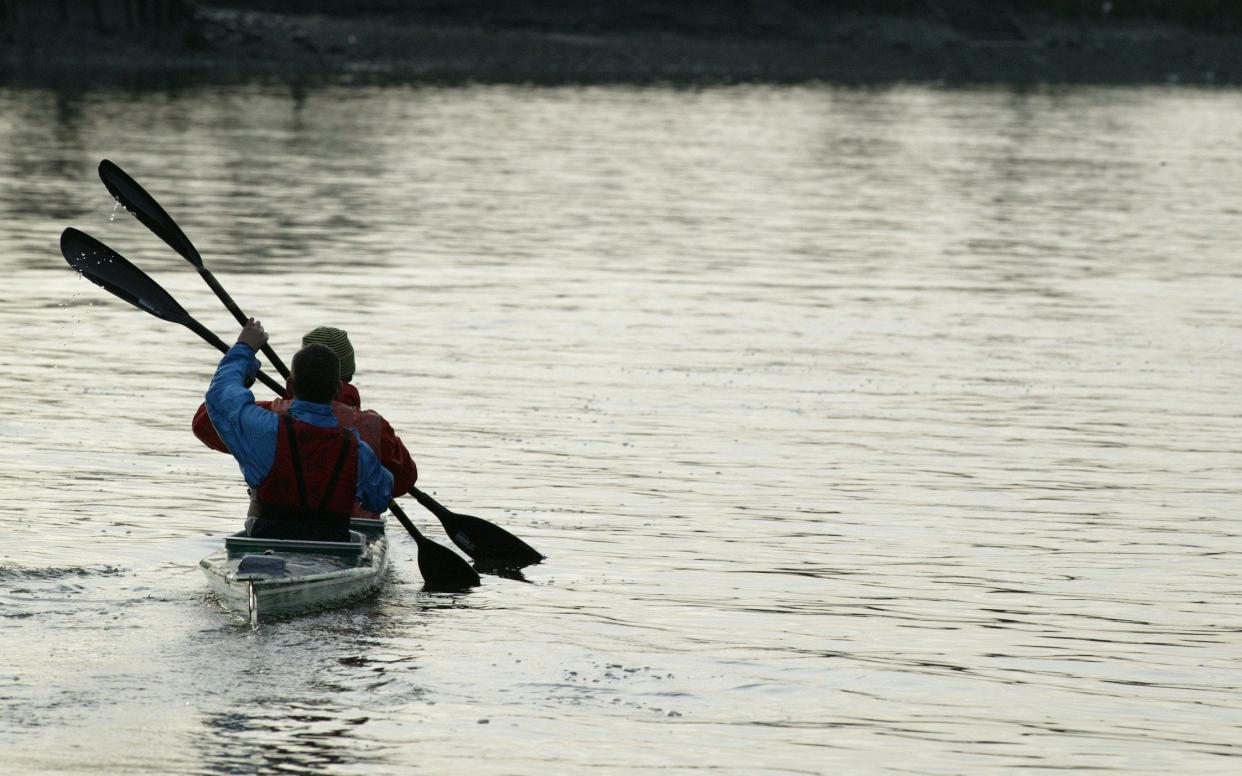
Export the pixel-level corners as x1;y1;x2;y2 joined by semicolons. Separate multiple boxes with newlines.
253;415;358;537
268;398;384;519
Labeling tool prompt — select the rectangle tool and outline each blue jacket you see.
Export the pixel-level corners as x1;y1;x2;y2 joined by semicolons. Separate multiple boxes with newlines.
204;343;393;514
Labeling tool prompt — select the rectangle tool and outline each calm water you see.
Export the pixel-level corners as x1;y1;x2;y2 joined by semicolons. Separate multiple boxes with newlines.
1;82;1241;774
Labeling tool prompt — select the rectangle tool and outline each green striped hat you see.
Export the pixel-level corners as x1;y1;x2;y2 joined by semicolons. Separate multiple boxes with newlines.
302;326;355;381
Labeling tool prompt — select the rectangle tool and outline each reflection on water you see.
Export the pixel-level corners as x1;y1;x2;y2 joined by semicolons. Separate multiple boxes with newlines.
191;618;419;775
198;707;367;775
1;81;1242;774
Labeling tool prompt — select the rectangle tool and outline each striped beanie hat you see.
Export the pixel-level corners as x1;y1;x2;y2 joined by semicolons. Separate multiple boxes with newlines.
302;326;355;381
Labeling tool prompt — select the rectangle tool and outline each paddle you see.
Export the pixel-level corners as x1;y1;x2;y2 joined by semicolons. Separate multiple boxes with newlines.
411;486;543;568
98;159;292;381
60;227;479;591
60;227;289;398
99;159;543;569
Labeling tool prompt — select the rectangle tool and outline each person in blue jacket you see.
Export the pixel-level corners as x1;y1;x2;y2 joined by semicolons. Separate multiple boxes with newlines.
205;318;393;541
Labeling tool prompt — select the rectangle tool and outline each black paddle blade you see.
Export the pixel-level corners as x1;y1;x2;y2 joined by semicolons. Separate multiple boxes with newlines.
411;487;543;568
60;228;287;396
444;512;544;569
414;534;482;592
60;227;191;324
388;501;480;590
98;159;203;267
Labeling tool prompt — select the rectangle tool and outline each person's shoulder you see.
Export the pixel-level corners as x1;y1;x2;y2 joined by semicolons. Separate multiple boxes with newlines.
336;381;362;408
358;406;394;428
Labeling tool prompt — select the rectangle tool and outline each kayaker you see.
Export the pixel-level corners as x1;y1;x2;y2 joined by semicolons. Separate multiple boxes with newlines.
205;318;393;541
192;325;418;520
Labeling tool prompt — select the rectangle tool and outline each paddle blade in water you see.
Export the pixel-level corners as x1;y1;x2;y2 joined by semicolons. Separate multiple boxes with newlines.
60;227;190;324
444;512;544;569
410;487;543;568
388;500;480;590
98;159;203;267
415;535;482;592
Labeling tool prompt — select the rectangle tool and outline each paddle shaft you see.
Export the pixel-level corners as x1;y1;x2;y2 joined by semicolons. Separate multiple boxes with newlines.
410;486;451;520
387;500;425;540
200;266;292;380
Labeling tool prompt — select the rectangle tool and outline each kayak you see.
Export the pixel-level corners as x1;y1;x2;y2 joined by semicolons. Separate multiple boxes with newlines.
199;517;389;624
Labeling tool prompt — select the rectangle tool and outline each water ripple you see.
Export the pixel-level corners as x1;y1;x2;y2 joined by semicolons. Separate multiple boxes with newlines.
1;82;1241;774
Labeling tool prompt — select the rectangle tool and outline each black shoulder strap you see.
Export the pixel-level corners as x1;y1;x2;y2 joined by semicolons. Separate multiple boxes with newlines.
282;415;310;508
318;430;355;510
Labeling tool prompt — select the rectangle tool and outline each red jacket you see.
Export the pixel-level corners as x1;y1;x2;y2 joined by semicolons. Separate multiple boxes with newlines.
193;380;417;512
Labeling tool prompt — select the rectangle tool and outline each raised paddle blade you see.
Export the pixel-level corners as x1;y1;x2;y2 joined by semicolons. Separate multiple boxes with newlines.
60;228;290;398
100;158;293;381
61;227;190;324
411;486;543;568
98;159;203;267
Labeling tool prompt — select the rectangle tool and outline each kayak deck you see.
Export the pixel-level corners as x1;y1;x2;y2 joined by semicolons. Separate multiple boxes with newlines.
199;517;389;623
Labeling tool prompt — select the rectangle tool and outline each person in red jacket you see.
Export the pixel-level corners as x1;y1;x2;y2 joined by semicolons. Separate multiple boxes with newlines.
194;326;417;519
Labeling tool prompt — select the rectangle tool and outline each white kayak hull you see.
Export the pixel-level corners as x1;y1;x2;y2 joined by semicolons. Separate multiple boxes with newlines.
199;518;389;623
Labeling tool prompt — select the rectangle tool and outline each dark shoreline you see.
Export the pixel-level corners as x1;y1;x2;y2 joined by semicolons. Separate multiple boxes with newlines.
5;2;1242;88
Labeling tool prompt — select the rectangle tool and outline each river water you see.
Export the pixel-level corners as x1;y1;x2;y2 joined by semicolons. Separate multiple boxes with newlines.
0;81;1240;774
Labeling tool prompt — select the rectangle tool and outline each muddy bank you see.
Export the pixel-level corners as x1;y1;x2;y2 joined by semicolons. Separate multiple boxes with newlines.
4;1;1242;87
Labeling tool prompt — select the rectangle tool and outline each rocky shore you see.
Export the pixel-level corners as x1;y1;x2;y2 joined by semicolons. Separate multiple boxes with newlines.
4;1;1242;87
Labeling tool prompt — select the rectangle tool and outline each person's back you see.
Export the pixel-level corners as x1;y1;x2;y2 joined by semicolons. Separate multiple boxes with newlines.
262;396;413;519
204;319;393;541
251;407;360;541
